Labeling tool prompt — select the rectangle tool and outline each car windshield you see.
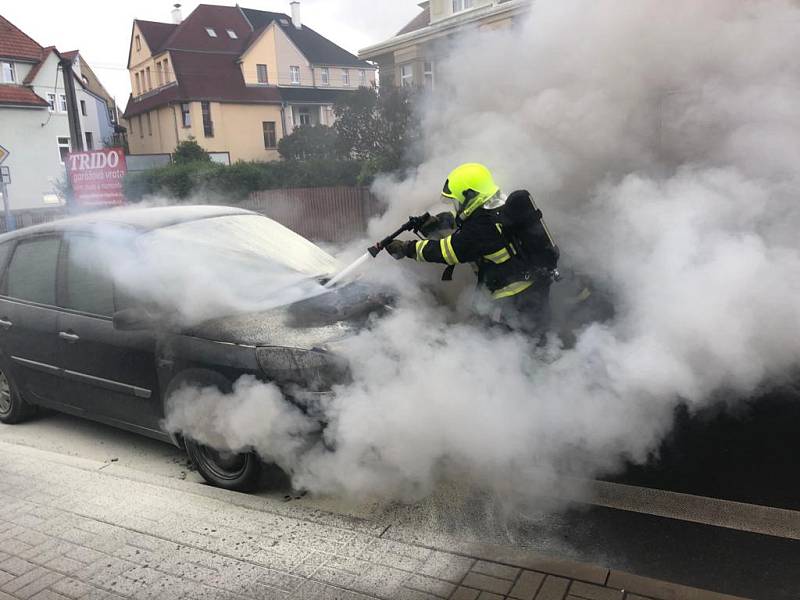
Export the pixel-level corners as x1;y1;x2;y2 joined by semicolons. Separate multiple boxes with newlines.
139;214;341;278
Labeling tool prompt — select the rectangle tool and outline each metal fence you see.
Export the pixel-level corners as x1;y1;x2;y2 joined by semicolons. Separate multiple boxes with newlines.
243;187;379;244
0;208;69;235
0;186;380;243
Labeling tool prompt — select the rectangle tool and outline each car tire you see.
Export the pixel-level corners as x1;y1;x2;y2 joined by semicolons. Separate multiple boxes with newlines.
184;438;262;492
0;361;35;425
165;369;262;492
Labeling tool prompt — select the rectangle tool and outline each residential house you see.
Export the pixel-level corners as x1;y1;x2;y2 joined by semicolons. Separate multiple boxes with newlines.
123;2;376;162
359;0;530;89
0;15;120;210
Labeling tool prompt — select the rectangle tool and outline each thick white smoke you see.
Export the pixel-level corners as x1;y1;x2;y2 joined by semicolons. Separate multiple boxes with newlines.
166;0;800;502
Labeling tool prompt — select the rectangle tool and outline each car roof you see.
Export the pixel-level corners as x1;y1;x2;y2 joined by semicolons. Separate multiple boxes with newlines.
0;205;257;241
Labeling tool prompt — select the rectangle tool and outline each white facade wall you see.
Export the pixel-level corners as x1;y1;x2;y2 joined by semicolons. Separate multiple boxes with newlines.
1;52;116;210
0;105;69;209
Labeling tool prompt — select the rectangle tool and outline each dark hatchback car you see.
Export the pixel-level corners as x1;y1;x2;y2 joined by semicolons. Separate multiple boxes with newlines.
0;206;386;491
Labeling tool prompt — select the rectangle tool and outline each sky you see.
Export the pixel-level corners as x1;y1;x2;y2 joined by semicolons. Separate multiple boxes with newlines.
2;0;421;107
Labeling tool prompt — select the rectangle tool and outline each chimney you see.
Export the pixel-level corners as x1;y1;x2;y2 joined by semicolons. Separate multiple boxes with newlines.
171;3;183;24
290;1;302;29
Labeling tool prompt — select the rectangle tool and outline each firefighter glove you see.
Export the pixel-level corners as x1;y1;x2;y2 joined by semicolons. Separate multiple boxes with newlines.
386;240;414;260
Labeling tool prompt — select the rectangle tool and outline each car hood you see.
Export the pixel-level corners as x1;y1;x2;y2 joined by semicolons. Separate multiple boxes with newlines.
183;282;392;349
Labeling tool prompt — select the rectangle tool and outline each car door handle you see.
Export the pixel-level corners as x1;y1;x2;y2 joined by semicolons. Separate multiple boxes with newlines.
0;318;12;330
59;332;80;343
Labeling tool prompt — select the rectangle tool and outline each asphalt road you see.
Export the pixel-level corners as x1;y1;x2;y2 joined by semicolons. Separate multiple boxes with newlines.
1;399;798;600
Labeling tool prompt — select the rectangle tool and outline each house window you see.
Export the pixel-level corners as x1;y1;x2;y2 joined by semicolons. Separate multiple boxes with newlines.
359;69;367;86
135;35;141;51
145;67;152;90
298;108;312;126
205;27;217;38
290;66;301;85
1;62;15;83
226;29;238;39
201;101;213;137
163;59;170;82
135;72;141;95
342;69;350;87
320;67;330;86
146;112;153;136
424;61;435;88
400;64;414;87
80;100;87;116
138;115;143;138
85;131;94;150
57;137;71;164
47;93;56;111
181;103;191;127
452;0;474;13
157;62;164;86
257;64;268;84
59;94;68;112
263;122;277;149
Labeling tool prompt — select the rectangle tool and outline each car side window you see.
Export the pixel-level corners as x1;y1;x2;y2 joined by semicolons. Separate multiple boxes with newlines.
6;237;61;306
0;241;13;282
64;235;115;317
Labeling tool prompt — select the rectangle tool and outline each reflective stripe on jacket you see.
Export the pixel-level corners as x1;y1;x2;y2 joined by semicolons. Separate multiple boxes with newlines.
413;209;532;299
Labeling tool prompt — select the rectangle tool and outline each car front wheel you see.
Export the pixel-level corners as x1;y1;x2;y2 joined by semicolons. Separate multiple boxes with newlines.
0;364;35;425
184;438;261;492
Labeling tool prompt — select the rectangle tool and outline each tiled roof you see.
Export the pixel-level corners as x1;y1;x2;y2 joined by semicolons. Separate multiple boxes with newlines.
136;20;177;53
0;14;43;61
123;50;282;118
0;84;48;107
397;6;431;36
241;7;371;68
159;5;252;54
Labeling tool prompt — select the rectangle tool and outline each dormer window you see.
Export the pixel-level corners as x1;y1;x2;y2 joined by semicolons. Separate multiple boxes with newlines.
205;27;218;38
452;0;474;13
226;29;238;39
320;67;330;86
1;62;16;83
135;35;141;51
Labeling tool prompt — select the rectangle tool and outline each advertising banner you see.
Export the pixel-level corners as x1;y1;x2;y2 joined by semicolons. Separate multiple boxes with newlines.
66;147;127;207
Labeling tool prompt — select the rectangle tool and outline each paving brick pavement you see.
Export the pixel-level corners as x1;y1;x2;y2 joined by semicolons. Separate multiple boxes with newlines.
0;442;750;600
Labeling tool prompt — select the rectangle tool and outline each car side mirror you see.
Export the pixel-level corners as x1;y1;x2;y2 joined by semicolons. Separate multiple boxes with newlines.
113;308;157;331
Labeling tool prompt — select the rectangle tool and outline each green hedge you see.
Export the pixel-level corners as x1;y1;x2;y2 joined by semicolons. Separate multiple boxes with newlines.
124;159;366;202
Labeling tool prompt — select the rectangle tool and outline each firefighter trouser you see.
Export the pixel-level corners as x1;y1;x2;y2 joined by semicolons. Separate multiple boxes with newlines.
491;282;551;337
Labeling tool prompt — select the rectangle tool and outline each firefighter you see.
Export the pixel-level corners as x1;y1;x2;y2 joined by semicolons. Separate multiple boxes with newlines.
386;163;559;335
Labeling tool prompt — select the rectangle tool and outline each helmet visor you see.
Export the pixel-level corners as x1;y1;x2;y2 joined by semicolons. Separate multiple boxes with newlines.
441;194;460;214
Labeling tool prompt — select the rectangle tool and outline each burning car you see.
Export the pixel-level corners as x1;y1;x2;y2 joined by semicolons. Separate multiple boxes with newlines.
0;206;385;491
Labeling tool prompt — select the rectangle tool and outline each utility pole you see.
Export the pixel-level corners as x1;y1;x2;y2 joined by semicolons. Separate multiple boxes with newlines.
60;55;84;154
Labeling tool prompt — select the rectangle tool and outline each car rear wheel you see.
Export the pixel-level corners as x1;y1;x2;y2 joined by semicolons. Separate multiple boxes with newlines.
185;438;262;492
0;364;35;425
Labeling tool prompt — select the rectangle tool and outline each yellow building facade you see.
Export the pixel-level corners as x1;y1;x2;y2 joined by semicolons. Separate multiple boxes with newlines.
124;4;376;163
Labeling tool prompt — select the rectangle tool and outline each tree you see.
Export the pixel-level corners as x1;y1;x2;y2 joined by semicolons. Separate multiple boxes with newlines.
334;87;380;160
333;85;421;177
172;138;211;165
278;125;342;160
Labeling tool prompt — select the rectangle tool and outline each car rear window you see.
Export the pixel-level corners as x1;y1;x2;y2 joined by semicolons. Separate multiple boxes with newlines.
64;235;115;316
6;237;60;305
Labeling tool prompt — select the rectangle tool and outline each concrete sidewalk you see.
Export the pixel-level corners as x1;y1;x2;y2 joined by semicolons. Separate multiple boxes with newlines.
0;442;747;600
